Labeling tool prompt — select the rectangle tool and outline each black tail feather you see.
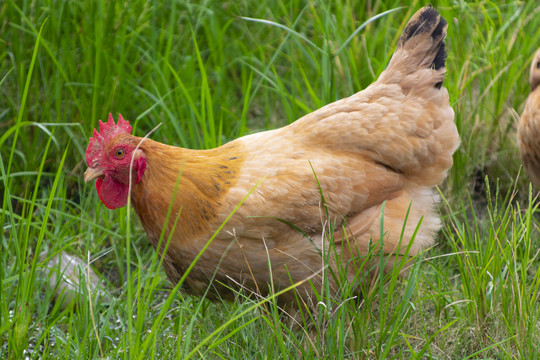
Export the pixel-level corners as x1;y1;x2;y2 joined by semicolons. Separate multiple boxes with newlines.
398;5;448;88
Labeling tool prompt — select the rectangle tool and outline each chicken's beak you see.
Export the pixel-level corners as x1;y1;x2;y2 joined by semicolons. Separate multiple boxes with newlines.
84;167;105;183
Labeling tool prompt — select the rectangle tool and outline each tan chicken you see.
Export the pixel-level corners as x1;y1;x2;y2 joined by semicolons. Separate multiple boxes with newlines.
518;48;540;186
84;6;459;311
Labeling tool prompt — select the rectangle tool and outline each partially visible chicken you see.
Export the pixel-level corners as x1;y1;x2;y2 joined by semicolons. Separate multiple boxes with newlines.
518;48;540;186
84;6;459;310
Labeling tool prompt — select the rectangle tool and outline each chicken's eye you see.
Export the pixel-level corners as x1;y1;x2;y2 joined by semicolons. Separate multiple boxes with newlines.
115;148;125;159
537;61;540;69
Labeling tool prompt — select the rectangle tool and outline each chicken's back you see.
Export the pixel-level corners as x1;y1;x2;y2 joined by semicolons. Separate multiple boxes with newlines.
519;91;540;186
286;6;458;188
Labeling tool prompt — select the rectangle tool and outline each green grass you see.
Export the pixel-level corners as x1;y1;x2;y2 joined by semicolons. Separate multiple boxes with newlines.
2;0;540;358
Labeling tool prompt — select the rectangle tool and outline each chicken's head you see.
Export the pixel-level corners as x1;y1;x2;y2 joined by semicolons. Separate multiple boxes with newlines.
84;114;146;209
530;48;540;92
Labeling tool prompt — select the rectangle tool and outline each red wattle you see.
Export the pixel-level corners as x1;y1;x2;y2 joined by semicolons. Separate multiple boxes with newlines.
95;176;128;209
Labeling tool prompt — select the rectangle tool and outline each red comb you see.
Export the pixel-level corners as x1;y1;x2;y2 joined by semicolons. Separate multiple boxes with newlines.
86;113;132;165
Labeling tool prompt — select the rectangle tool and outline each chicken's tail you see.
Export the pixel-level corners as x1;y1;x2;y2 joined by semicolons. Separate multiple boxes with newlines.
378;5;448;90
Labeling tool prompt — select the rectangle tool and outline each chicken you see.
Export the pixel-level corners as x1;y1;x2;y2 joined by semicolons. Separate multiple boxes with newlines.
84;6;459;311
518;48;540;186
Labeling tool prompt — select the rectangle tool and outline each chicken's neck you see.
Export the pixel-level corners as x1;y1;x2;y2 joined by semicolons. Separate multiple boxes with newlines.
129;137;244;248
